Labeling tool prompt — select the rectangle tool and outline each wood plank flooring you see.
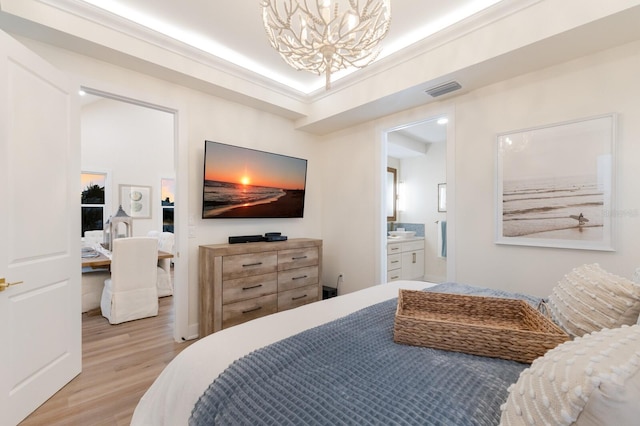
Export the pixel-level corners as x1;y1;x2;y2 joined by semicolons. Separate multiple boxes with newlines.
20;297;196;426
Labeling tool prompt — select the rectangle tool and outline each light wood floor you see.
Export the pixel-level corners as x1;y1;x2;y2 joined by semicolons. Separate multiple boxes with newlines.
20;297;196;426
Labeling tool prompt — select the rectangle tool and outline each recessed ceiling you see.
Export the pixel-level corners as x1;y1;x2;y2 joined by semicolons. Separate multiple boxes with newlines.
74;0;504;94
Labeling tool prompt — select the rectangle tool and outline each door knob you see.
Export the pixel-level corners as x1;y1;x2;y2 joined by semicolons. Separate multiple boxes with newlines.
0;278;23;292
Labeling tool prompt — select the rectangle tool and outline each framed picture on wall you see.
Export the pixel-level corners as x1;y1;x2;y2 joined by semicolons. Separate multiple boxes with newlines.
438;183;446;212
119;184;152;218
495;114;616;251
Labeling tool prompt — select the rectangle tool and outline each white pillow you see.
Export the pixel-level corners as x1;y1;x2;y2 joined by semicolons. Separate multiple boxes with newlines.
633;267;640;325
547;263;640;337
500;324;640;426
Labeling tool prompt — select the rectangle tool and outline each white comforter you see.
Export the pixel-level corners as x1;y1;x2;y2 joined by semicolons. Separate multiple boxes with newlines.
131;280;435;426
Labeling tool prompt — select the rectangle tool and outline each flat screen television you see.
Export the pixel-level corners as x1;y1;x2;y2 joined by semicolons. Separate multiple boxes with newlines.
202;141;308;218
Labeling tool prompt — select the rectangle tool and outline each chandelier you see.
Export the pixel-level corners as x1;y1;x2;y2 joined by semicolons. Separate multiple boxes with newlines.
261;0;391;90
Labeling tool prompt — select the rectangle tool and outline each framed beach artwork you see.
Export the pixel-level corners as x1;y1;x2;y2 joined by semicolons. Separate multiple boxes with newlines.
495;114;616;251
119;184;152;218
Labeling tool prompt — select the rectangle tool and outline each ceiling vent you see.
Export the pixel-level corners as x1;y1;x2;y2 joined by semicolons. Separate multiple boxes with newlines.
424;81;462;97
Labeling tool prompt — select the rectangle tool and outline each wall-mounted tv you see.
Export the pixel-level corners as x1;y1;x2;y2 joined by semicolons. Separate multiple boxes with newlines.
202;141;308;218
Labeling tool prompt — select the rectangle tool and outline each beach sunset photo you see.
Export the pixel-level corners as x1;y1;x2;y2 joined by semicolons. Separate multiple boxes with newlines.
202;141;307;218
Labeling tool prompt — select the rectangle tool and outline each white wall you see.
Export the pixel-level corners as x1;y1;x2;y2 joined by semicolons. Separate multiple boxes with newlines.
322;39;640;298
81;98;174;237
452;40;640;297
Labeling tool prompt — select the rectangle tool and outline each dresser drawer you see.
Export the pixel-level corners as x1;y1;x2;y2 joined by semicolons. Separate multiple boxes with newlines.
387;253;402;271
222;273;278;304
402;240;425;252
223;252;277;280
222;293;278;329
387;269;402;282
387;243;402;255
278;284;318;311
278;266;318;292
278;247;318;271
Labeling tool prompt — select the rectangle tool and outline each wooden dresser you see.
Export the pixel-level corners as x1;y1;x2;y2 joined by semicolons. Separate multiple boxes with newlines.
198;238;322;337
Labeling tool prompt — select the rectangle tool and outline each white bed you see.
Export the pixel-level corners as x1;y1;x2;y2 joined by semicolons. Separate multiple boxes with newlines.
132;280;434;425
132;268;640;426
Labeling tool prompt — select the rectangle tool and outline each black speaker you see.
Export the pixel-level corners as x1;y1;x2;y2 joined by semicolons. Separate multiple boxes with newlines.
323;286;337;299
228;235;265;244
266;235;287;242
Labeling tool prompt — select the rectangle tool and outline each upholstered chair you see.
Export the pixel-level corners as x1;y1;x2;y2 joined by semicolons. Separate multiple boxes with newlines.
100;237;158;324
148;231;175;297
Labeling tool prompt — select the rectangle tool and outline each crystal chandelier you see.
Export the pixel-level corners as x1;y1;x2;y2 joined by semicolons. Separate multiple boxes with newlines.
261;0;391;90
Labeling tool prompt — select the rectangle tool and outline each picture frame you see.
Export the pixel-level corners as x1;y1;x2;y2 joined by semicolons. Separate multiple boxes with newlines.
438;183;446;212
119;184;152;219
495;114;616;251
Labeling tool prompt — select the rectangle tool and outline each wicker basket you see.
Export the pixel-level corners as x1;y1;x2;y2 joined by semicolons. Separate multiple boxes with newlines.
393;290;569;363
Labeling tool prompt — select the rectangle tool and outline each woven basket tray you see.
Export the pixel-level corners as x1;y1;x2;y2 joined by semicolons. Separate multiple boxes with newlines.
393;290;569;363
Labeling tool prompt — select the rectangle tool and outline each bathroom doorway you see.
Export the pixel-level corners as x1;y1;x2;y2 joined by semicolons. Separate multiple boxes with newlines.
384;114;452;283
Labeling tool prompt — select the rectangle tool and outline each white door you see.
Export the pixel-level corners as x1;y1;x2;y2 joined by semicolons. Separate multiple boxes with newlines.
0;30;80;426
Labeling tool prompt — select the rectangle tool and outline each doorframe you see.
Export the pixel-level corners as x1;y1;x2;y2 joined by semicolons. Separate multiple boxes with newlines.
78;85;189;341
379;106;456;283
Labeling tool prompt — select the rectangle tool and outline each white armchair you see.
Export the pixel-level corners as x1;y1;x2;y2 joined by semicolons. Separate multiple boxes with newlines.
148;231;174;297
100;237;158;324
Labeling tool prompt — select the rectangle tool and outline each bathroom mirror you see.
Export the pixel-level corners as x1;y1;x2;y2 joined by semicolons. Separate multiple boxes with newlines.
387;167;397;221
438;183;447;212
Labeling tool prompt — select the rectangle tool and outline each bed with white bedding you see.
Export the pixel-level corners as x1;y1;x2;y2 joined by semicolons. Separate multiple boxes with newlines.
132;281;541;425
132;271;640;425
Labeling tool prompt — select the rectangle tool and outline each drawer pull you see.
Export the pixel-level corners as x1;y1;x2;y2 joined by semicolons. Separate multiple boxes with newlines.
391;275;400;280
390;260;399;264
242;262;263;267
292;275;308;281
292;255;308;260
242;306;262;314
390;247;399;251
242;284;263;290
292;294;307;301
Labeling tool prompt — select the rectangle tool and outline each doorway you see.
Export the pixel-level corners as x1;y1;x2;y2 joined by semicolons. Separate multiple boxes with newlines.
79;87;187;340
383;112;454;283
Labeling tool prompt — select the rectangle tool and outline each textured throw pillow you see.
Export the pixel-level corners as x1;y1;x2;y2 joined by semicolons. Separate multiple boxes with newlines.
500;325;640;426
547;263;640;337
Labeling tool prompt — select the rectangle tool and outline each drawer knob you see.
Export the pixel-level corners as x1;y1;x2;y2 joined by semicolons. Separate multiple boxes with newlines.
242;262;263;267
242;306;262;314
292;294;307;301
292;275;308;281
242;284;263;290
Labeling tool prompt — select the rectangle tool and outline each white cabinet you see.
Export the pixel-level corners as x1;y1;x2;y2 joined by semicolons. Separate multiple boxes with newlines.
387;239;425;282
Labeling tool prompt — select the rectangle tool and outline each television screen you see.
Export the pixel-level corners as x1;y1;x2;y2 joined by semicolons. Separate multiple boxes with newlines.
202;141;308;218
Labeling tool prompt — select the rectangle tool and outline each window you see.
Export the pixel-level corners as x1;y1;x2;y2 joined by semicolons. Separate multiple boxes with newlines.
161;178;175;233
81;172;106;236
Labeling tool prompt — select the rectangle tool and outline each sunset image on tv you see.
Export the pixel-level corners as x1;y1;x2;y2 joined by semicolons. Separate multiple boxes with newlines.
202;141;308;218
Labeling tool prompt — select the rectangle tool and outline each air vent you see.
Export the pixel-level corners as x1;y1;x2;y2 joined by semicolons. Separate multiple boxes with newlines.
424;81;462;98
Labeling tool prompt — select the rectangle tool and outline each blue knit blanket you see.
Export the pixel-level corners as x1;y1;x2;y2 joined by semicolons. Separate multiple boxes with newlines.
190;283;540;425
